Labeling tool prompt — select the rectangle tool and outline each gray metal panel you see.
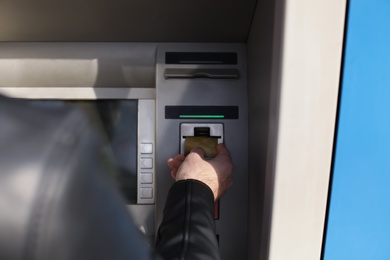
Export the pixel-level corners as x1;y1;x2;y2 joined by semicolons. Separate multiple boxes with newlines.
127;204;155;245
0;1;257;42
155;43;248;260
137;100;156;204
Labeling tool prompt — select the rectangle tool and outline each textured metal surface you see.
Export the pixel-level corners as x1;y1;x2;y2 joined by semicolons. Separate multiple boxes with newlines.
137;100;156;204
156;43;248;260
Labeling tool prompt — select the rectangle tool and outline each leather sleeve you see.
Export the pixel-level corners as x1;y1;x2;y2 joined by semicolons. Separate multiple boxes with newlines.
155;179;220;260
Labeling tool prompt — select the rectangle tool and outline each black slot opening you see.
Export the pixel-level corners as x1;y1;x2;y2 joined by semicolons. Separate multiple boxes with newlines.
194;127;210;137
165;106;239;119
166;52;237;65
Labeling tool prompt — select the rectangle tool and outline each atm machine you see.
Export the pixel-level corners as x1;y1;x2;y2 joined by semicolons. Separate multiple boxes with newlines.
0;1;347;259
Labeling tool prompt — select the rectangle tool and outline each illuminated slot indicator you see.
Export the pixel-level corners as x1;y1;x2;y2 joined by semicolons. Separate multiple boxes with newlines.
179;115;225;119
165;106;238;119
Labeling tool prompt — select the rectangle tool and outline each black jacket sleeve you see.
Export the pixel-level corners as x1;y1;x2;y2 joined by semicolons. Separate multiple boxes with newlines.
155;179;220;260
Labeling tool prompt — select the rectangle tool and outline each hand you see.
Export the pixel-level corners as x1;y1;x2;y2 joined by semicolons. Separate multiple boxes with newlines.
167;144;233;201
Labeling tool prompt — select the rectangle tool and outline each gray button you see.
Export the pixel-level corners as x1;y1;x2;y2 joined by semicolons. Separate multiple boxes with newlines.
140;158;153;169
140;188;153;199
140;143;153;154
140;173;153;184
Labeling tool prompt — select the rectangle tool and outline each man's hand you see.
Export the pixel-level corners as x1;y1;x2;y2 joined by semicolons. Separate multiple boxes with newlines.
167;144;233;201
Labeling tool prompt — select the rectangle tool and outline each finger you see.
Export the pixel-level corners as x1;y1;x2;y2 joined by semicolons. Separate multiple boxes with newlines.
216;143;231;158
167;158;183;170
171;169;177;180
174;154;186;161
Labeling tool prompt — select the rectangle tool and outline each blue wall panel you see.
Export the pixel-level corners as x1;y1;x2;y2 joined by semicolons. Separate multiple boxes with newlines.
323;0;390;259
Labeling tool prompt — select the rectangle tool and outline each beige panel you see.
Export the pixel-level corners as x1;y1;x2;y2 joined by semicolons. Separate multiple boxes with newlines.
267;1;347;260
0;87;155;100
0;43;156;88
247;0;285;259
0;0;256;42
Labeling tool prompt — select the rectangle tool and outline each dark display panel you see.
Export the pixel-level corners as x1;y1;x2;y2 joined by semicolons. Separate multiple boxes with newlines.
29;100;138;204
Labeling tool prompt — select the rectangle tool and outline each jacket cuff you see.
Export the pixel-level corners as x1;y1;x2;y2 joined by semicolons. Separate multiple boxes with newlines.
155;179;220;260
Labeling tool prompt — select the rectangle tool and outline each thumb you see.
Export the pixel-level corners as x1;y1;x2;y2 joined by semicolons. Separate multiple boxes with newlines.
190;147;206;159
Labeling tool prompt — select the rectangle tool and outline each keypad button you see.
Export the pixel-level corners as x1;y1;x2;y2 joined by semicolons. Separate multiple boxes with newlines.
140;188;153;199
140;143;153;154
140;158;153;169
140;173;153;184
